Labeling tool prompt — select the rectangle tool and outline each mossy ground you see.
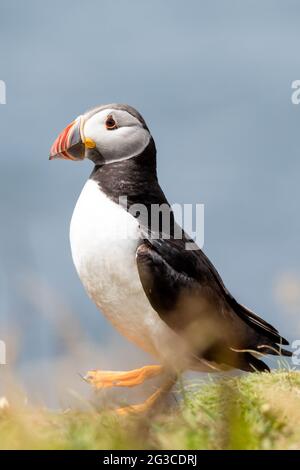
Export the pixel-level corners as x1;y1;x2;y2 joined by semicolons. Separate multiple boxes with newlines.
1;370;300;450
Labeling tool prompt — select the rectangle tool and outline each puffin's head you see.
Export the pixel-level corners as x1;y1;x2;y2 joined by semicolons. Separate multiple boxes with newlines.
49;104;152;164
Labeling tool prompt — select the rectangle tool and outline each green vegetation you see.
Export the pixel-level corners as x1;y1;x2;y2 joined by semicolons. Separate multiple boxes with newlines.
0;370;300;450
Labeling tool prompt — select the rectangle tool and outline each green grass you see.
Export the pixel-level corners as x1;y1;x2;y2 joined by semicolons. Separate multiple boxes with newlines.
1;370;300;450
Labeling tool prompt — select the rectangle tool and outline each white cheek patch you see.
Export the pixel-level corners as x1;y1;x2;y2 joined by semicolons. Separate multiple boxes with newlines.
83;109;151;163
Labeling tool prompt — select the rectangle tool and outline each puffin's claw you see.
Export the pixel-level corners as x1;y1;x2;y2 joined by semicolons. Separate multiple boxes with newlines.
115;377;176;416
85;365;163;389
115;388;163;415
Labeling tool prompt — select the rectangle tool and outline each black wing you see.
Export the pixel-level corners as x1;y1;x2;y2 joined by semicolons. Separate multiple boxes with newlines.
136;235;291;372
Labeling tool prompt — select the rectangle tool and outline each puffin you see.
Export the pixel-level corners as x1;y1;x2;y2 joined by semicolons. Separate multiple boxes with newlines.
50;103;291;414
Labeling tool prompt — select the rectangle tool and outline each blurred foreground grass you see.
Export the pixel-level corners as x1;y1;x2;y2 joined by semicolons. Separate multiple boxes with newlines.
1;370;300;450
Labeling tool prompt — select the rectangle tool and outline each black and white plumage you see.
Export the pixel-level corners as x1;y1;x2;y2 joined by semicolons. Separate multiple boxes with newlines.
50;103;291;376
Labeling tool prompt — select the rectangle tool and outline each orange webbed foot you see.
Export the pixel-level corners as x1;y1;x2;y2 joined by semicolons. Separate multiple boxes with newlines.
85;365;163;389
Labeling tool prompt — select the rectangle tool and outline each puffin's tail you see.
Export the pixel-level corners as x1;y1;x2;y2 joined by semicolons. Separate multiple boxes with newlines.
231;301;292;372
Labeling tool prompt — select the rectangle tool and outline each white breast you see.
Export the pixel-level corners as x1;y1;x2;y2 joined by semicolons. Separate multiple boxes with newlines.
69;179;190;368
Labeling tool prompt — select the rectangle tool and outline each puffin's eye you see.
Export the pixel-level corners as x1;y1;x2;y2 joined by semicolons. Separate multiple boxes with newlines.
105;115;117;130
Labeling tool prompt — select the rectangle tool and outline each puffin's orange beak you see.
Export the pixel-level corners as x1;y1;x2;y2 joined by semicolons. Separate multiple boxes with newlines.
49;116;86;160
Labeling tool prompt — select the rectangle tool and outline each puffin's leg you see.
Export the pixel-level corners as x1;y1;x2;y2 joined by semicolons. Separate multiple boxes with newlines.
85;365;163;389
115;375;177;416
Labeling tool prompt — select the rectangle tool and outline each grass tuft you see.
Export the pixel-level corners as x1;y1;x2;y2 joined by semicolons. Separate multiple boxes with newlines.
0;370;300;450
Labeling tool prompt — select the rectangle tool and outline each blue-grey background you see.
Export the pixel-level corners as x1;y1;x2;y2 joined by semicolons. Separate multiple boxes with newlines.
1;0;300;406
